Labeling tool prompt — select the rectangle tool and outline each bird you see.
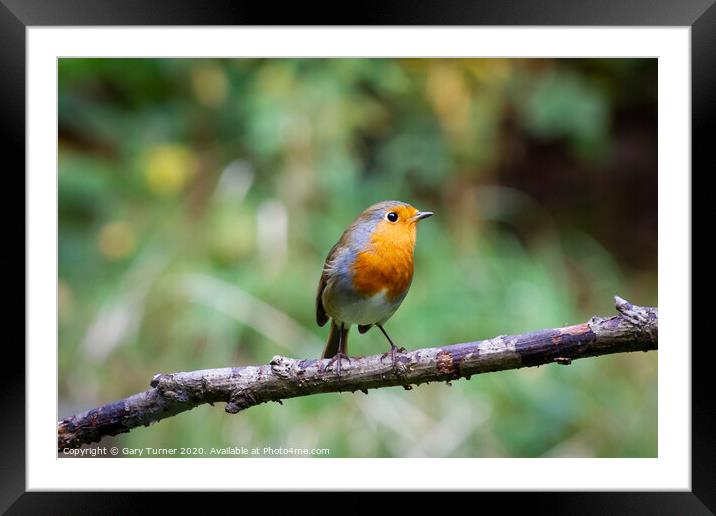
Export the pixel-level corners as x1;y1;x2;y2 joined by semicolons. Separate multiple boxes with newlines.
315;200;433;376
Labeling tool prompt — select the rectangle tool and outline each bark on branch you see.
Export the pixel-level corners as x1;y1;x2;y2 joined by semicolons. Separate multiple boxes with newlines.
58;296;657;450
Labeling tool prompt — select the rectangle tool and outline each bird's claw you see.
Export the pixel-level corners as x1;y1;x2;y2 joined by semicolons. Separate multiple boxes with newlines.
381;345;407;376
322;352;351;378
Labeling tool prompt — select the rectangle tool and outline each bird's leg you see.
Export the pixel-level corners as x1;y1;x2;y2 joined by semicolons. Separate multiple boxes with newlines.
378;324;406;373
324;322;351;378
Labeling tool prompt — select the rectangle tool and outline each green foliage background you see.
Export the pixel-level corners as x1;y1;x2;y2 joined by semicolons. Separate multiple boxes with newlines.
59;58;657;457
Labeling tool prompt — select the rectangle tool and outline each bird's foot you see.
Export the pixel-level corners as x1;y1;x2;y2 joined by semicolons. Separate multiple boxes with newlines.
322;352;351;378
381;344;408;376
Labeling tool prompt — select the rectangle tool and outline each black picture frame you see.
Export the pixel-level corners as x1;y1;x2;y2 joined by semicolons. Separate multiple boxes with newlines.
5;0;707;512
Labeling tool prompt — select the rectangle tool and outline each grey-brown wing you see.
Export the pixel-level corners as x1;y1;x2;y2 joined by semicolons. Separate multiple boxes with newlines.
315;269;330;327
316;218;362;327
315;240;342;327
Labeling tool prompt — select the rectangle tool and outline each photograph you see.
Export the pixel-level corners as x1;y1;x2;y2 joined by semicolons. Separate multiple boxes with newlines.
56;57;658;459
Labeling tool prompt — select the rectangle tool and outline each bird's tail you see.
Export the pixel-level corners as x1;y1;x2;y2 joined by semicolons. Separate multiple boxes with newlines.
322;320;348;359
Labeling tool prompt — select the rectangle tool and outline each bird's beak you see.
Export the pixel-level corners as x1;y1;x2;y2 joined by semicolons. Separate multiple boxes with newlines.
412;211;434;222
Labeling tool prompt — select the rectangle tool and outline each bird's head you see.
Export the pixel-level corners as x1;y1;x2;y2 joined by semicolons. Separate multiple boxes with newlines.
355;200;433;250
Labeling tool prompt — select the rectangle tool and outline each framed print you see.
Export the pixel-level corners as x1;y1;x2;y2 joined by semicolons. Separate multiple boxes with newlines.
6;0;708;512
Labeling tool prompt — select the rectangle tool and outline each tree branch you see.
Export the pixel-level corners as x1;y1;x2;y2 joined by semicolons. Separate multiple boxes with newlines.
58;296;657;450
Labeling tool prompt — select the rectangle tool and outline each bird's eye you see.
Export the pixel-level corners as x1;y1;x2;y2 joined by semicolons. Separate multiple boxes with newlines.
386;212;399;222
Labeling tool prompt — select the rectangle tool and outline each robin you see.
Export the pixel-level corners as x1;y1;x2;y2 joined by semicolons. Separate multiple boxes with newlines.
316;200;433;376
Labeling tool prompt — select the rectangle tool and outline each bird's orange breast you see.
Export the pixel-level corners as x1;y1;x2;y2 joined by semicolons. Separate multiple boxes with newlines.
350;219;416;301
